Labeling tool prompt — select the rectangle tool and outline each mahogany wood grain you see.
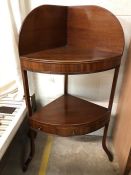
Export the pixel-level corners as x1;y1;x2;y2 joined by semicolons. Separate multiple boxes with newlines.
19;5;124;75
21;46;122;74
30;94;110;136
19;5;125;171
19;5;67;55
67;6;124;53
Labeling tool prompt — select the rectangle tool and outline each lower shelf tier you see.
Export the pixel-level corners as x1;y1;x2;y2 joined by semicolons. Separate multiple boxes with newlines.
29;94;110;136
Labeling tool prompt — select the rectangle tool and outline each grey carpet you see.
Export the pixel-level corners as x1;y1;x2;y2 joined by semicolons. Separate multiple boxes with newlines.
47;135;120;175
1;132;120;175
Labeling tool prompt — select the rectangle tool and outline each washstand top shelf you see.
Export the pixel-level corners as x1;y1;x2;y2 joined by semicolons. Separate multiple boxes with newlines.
19;5;124;74
21;46;122;74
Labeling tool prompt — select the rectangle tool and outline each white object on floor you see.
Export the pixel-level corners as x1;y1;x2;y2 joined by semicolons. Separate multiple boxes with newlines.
0;89;26;160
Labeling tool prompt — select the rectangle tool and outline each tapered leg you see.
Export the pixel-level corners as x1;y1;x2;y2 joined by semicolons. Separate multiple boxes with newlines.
102;123;113;161
102;67;119;162
21;69;36;171
64;74;68;95
23;129;35;172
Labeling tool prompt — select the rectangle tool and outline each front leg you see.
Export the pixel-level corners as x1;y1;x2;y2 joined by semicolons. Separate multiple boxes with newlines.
23;128;35;172
102;122;113;161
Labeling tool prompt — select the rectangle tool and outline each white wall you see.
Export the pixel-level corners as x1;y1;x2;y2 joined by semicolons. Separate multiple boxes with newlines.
0;2;17;88
0;1;24;98
27;0;131;136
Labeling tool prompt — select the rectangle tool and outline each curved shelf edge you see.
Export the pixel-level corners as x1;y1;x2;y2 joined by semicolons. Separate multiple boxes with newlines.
30;118;110;137
21;56;121;74
29;94;110;136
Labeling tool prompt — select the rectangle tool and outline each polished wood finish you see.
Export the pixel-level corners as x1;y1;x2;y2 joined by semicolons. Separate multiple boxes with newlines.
21;46;121;74
18;5;124;171
19;5;67;55
30;94;110;136
67;6;124;53
102;123;113;161
108;66;120;111
21;70;32;116
114;41;131;175
101;66;119;162
19;5;124;74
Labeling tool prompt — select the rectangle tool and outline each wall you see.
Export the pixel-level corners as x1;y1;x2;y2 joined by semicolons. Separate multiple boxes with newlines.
27;0;131;136
0;2;17;88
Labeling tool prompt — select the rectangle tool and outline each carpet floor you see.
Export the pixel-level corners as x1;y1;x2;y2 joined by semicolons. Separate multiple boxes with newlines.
1;132;120;175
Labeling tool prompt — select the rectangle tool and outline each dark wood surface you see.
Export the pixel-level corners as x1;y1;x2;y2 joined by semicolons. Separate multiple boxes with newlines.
30;94;110;136
18;4;125;138
19;5;67;56
67;6;124;53
64;74;68;95
19;5;125;170
19;5;124;57
21;70;32;116
21;46;121;74
19;4;125;137
19;5;124;74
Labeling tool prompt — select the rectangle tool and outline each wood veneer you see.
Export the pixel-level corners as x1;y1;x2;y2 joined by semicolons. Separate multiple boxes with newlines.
67;6;124;53
18;5;125;171
21;46;121;74
19;5;67;55
30;94;110;136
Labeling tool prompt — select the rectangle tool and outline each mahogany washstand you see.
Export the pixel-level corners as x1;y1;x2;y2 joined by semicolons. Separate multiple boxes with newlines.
18;5;125;171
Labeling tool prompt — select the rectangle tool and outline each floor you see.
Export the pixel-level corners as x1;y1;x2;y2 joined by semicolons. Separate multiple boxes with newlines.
0;125;120;175
47;135;120;175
